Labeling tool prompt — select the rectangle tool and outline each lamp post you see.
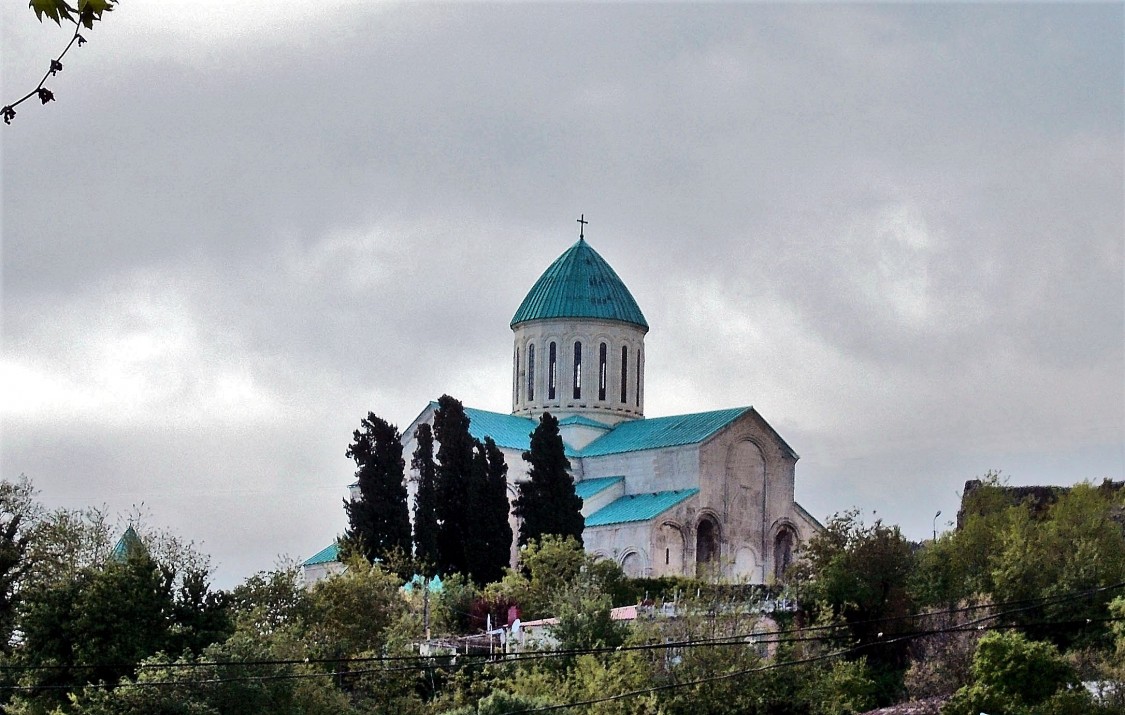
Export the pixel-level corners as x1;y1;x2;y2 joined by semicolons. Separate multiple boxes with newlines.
932;510;942;541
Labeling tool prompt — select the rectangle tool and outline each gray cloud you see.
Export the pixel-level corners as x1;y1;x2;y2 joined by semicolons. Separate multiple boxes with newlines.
3;3;1121;586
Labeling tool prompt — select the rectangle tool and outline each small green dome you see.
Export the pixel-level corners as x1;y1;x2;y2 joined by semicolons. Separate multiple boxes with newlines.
511;238;649;330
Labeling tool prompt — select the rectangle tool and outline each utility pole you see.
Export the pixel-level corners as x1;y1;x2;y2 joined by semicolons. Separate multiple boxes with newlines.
423;582;431;640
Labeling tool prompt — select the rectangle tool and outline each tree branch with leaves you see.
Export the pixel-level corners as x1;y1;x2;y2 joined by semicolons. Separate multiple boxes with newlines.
3;0;118;125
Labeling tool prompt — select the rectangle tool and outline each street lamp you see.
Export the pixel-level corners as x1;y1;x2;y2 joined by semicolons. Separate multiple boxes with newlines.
932;510;942;541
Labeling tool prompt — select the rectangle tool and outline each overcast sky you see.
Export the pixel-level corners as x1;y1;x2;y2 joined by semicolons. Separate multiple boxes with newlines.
2;2;1122;588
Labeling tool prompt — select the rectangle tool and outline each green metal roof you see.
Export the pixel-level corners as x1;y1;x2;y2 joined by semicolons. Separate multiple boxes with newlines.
452;405;581;457
511;238;649;330
574;476;624;500
584;489;699;527
303;543;340;566
461;406;539;450
578;407;751;457
111;525;145;562
558;415;612;430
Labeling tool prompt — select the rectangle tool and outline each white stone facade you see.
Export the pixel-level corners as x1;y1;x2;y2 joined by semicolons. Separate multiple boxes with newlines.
512;317;647;425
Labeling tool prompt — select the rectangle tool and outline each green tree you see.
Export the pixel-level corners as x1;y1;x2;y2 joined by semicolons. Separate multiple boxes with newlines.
0;476;39;654
515;412;582;547
792;510;915;702
343;412;412;569
434;395;476;578
412;423;440;575
989;482;1125;649
943;631;1090;715
467;437;513;586
17;549;174;707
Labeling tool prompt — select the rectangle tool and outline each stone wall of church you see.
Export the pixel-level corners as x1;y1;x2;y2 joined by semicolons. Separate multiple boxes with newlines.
580;446;700;494
512;317;646;423
695;412;803;583
584;521;654;578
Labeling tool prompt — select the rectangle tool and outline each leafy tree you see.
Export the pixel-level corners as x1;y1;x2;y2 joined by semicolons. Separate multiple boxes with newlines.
791;510;915;702
0;476;39;653
989;482;1125;648
17;549;174;706
943;631;1091;715
343;412;412;570
489;536;625;623
434;395;476;578
914;479;1125;650
467;437;513;586
412;423;440;575
515;412;582;547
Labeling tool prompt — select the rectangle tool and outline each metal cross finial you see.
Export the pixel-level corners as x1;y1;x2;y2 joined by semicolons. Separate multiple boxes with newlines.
577;214;588;239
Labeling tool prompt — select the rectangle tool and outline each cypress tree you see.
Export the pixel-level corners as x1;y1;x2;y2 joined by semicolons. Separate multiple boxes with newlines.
469;437;513;585
433;395;474;577
411;423;440;576
516;412;584;547
343;413;411;566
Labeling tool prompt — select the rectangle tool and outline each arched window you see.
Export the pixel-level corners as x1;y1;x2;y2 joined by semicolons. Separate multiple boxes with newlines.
598;342;608;401
774;528;797;581
573;341;582;400
635;348;642;407
527;343;535;401
696;517;719;577
514;348;520;403
620;346;628;403
548;342;557;400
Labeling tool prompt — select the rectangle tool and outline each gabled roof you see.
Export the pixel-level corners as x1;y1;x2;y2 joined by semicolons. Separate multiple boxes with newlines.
511;238;648;330
303;543;340;566
585;489;699;527
415;404;578;457
574;476;625;501
558;414;613;431
578;407;752;457
461;406;540;451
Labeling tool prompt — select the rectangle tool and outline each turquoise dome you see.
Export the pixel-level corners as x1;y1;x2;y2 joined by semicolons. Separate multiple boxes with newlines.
511;238;648;330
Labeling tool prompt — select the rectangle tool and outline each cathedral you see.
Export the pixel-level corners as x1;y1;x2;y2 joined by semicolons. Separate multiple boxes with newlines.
307;230;821;584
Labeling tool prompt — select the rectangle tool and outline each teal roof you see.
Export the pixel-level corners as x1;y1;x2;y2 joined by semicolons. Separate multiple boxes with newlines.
402;573;444;594
303;543;340;566
585;489;699;527
449;404;580;457
574;476;624;500
111;526;145;562
511;238;648;330
578;407;751;457
558;415;612;430
462;405;539;451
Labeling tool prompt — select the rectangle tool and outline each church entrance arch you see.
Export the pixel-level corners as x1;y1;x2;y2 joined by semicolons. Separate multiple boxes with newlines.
773;526;797;581
696;516;720;577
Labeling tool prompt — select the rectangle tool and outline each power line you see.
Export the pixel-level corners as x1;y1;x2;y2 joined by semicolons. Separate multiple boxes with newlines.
1;581;1120;694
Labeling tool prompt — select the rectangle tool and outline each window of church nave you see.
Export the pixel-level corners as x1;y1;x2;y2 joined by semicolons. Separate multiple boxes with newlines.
620;346;628;403
598;343;608;401
774;527;797;581
527;344;535;401
548;342;557;400
573;341;582;399
696;517;719;576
